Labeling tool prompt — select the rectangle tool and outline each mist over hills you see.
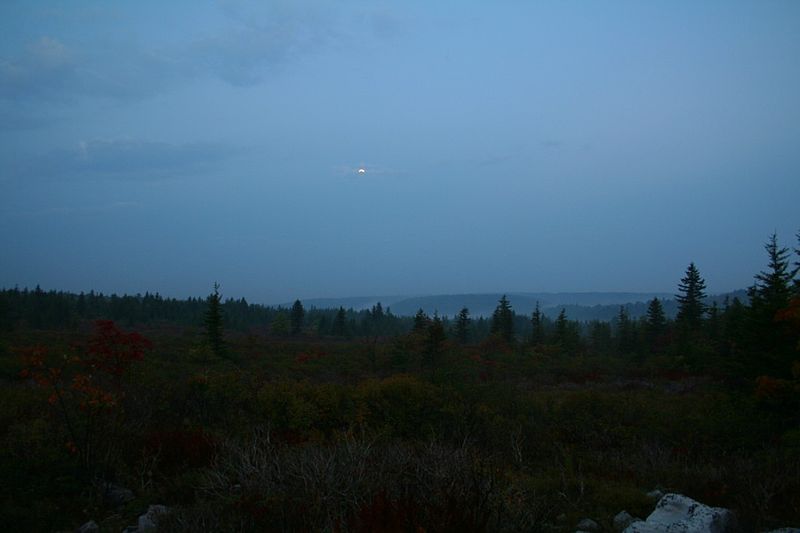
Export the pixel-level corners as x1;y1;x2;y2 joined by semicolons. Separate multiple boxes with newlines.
294;291;749;320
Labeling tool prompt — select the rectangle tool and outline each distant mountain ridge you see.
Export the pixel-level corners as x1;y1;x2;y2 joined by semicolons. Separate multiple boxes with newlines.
293;292;671;317
294;290;748;320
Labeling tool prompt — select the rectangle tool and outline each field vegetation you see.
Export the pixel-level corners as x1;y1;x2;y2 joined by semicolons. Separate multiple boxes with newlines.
1;233;799;532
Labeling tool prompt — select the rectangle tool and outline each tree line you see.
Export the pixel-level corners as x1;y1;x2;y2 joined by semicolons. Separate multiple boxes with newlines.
4;232;799;377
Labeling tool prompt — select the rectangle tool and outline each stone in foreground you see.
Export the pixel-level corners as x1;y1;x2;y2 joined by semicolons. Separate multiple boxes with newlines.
137;504;169;532
623;493;734;533
76;520;99;533
615;510;642;531
577;517;601;531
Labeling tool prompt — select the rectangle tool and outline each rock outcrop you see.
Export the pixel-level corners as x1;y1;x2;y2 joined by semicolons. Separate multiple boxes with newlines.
76;520;99;533
121;505;170;533
576;517;601;532
623;493;734;533
614;510;642;531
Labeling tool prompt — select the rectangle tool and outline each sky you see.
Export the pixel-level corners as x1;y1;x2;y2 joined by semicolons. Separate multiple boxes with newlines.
1;1;799;304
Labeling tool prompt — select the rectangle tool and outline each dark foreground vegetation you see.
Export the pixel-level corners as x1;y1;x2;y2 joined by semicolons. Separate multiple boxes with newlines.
1;232;799;532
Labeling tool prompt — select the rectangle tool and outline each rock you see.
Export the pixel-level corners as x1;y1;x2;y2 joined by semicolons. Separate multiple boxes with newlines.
623;493;735;533
137;504;169;532
76;520;99;533
762;529;800;533
646;489;665;501
614;511;641;531
577;518;600;531
102;482;134;507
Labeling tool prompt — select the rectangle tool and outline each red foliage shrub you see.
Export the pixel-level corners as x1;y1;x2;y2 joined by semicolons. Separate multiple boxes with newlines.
18;320;151;470
85;319;152;379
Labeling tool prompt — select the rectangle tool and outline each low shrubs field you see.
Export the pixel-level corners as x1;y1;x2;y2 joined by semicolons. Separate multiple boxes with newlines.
1;322;798;531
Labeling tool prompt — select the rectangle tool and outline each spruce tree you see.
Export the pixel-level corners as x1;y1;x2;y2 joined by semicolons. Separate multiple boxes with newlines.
748;233;796;319
645;297;666;351
490;295;514;343
589;320;613;354
454;307;471;344
368;302;386;337
290;299;305;336
530;302;545;346
425;312;447;367
332;307;348;337
271;311;289;337
795;230;800;294
553;308;569;346
747;233;798;356
645;298;666;337
204;282;226;358
676;262;707;334
615;305;634;354
413;308;430;333
706;301;721;343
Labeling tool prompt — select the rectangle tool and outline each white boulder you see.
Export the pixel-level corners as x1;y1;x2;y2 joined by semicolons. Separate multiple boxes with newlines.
623;493;734;533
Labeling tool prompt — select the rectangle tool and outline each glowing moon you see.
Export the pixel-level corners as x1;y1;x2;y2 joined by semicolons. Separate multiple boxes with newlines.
357;168;366;174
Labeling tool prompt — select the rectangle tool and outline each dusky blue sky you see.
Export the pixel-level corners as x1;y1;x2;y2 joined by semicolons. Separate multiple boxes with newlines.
1;0;799;304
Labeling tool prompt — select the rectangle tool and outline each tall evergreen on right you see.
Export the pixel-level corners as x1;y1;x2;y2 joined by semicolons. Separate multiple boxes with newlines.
746;233;798;374
748;233;797;329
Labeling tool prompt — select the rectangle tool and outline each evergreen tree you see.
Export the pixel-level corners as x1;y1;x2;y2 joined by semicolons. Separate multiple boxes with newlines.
413;308;430;333
676;262;707;334
367;302;386;337
588;320;613;354
454;307;471;344
795;230;800;294
746;233;798;360
706;301;721;344
748;233;797;322
271;311;289;337
615;305;635;354
553;308;569;346
645;298;665;336
645;297;666;351
530;302;545;346
425;312;447;367
204;282;226;359
721;297;746;352
332;307;348;337
290;299;305;336
490;295;514;343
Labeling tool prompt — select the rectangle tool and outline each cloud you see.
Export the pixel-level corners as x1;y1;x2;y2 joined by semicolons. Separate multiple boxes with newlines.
0;3;407;103
198;0;339;86
0;5;335;102
0;36;181;103
3;139;236;182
